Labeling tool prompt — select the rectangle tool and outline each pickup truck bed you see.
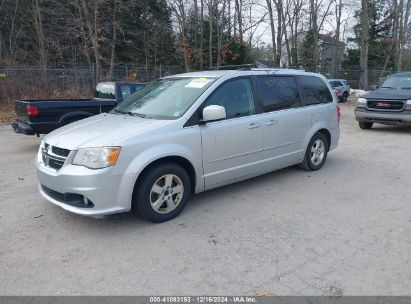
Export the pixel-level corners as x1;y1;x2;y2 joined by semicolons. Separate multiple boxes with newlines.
12;82;145;135
12;98;116;135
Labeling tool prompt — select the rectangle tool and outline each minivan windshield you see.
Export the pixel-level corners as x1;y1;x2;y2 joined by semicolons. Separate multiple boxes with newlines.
380;75;411;90
114;77;216;119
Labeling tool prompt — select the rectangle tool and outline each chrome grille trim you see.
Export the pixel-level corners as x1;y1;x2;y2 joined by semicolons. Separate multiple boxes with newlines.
366;99;405;112
41;144;71;170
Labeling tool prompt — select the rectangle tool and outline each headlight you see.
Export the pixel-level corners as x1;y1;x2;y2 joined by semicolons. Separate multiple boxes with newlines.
357;97;367;104
72;147;121;169
407;100;411;105
38;140;45;161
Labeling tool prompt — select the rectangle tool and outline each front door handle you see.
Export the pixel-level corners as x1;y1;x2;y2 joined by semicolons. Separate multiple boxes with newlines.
248;122;261;129
265;119;278;126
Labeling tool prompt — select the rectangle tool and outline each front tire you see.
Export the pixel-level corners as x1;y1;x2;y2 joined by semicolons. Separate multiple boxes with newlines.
133;162;191;223
359;121;373;129
300;133;329;171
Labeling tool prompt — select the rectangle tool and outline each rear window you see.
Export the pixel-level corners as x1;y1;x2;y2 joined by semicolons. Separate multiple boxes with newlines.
343;80;349;85
298;76;333;106
256;76;300;112
95;83;115;99
330;80;343;88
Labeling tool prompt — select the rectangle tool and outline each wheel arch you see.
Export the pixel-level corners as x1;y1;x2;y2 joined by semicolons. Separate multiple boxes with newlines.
303;123;333;153
317;128;331;149
59;111;93;125
133;155;197;196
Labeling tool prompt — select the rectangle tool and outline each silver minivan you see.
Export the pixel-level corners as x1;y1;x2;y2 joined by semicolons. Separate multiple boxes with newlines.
36;69;340;222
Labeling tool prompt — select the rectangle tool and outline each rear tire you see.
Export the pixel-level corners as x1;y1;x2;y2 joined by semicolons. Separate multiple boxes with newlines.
342;92;349;102
132;162;191;223
300;133;329;171
359;121;373;129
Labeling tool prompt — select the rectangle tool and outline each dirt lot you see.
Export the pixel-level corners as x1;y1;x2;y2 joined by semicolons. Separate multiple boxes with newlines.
0;103;410;295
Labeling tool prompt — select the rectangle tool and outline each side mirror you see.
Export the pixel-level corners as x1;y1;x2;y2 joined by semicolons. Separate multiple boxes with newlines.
202;105;226;123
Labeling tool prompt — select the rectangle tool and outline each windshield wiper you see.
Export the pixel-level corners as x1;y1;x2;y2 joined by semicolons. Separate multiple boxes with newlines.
113;109;146;117
112;109;126;115
134;112;147;118
380;86;396;89
400;87;411;90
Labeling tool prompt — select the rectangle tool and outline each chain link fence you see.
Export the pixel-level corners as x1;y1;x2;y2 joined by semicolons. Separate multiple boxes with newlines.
0;66;397;105
0;66;186;104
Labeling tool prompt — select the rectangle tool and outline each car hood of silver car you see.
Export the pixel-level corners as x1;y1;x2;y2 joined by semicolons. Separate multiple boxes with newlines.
43;113;173;150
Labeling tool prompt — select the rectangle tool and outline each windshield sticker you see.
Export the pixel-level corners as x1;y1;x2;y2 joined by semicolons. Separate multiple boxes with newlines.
185;78;210;88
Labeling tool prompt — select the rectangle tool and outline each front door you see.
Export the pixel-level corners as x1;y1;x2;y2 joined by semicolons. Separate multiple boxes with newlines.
200;78;263;189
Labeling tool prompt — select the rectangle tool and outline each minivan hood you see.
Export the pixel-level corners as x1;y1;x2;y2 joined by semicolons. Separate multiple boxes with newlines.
44;113;173;150
364;89;411;100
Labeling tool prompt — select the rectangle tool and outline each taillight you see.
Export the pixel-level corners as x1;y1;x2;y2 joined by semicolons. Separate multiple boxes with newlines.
334;89;341;97
337;105;341;124
27;105;39;115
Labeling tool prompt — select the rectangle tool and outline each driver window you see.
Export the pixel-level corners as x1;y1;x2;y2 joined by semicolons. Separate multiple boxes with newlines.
204;78;255;119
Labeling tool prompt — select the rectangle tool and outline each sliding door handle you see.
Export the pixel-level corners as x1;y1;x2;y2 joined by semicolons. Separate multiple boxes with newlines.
248;122;261;129
265;119;279;126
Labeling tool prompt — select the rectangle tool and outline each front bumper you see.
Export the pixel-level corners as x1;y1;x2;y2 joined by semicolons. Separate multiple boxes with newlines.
355;107;411;125
11;120;35;135
36;157;136;216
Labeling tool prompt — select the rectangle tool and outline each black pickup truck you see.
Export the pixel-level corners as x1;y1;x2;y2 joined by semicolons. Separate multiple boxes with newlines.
355;72;411;129
12;81;145;136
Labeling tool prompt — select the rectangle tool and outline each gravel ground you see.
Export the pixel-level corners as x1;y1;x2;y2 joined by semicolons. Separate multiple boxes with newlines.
0;103;410;296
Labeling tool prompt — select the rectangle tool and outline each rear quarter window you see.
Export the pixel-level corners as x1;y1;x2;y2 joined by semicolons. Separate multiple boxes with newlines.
255;76;300;112
298;76;333;106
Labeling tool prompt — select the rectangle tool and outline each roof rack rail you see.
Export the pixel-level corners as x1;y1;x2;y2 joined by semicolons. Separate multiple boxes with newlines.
237;67;305;72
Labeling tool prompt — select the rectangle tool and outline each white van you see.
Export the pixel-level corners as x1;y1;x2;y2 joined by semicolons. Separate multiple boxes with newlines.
36;69;340;222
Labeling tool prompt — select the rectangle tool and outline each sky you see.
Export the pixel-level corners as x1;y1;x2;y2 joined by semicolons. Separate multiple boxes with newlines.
242;0;359;48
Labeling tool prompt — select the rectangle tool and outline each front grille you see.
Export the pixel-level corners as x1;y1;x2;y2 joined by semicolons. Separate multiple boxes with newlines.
48;158;65;170
42;144;71;170
51;146;70;157
367;100;405;111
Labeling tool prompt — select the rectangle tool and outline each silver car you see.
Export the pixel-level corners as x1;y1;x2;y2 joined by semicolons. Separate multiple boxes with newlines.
329;79;350;102
36;69;340;222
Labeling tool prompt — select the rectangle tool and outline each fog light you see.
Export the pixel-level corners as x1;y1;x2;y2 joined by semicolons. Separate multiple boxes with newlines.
83;196;94;207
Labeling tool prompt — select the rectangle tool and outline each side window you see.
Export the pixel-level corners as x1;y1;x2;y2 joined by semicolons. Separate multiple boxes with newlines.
120;85;132;100
330;81;341;88
134;84;145;92
204;78;255;119
256;76;300;112
298;76;333;106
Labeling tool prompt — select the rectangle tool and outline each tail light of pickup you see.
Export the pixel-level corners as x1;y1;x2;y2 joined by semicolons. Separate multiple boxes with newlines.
334;90;341;97
27;105;39;116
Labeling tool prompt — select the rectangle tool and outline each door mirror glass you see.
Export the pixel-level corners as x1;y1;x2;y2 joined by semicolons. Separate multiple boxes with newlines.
202;105;226;122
